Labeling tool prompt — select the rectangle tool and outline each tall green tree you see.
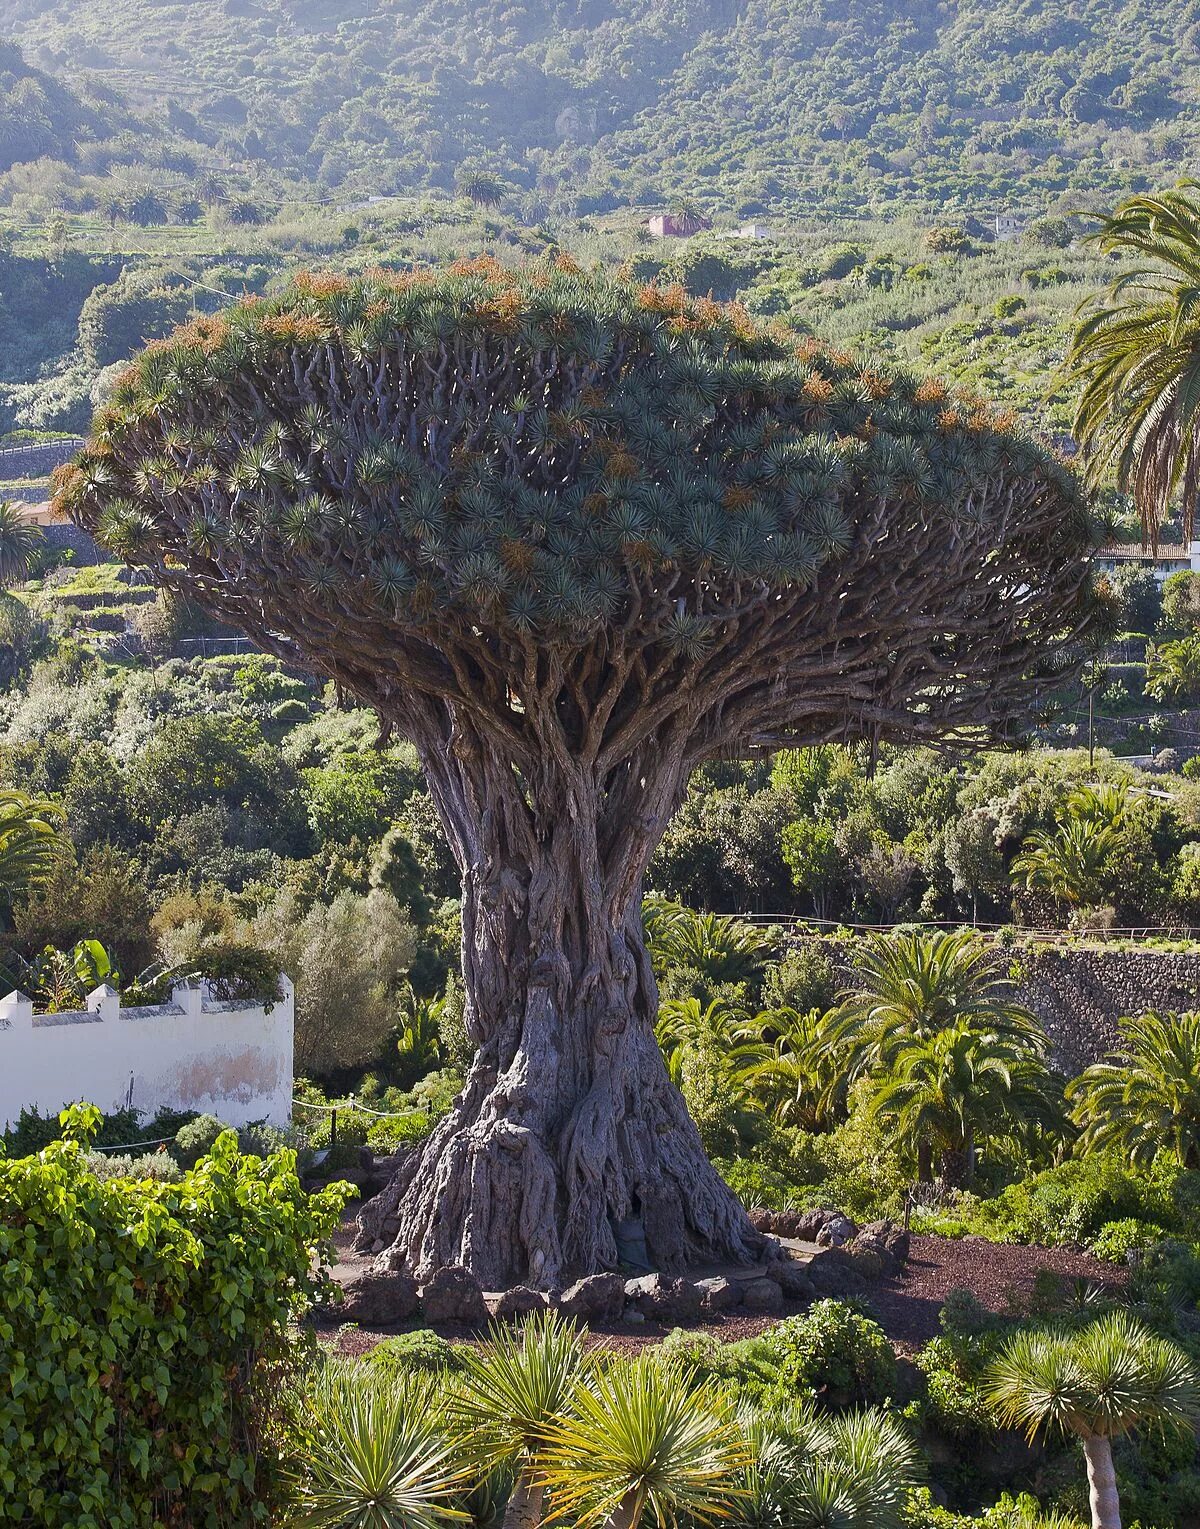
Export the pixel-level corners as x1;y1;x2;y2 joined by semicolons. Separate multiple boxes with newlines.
1069;185;1200;546
0;501;43;586
1012;817;1120;911
865;1020;1055;1185
1144;634;1200;702
60;262;1101;1285
986;1313;1199;1529
1067;1009;1200;1169
0;788;65;917
828;930;1048;1178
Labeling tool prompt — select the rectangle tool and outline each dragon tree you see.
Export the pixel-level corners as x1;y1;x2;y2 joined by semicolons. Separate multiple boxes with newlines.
56;258;1102;1287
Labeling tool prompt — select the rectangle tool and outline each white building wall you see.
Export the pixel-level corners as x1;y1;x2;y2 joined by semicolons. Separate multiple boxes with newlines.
0;978;294;1130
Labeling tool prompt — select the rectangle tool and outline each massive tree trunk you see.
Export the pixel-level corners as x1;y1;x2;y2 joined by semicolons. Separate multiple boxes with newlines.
362;716;763;1288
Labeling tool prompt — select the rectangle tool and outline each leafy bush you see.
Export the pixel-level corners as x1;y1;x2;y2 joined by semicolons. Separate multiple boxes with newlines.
2;1102;197;1156
84;1149;183;1183
915;1291;1008;1443
1090;1217;1171;1263
717;1154;807;1211
174;1111;226;1168
655;1327;779;1396
0;1106;346;1528
307;1106;371;1149
270;698;310;725
308;1140;366;1178
236;1122;294;1158
361;1330;465;1376
972;1153;1195;1247
760;943;838;1013
755;1299;897;1408
254;887;416;1076
365;1111;433;1153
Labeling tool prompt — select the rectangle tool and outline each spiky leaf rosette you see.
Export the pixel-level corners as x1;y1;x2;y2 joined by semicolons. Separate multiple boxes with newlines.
58;258;1101;763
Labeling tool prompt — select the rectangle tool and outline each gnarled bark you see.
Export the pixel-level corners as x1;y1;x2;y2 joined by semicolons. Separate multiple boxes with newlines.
374;719;762;1288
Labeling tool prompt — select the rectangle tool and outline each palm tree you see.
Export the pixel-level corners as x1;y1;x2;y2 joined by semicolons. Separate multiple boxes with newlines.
740;1007;848;1132
828;931;1047;1180
655;996;768;1085
1145;634;1200;703
456;169;505;208
0;501;43;587
537;1358;749;1529
1012;817;1119;911
985;1312;1199;1529
1067;783;1128;832
450;1311;588;1529
831;930;1044;1068
0;789;65;916
285;1360;471;1528
1067;184;1200;547
1066;1010;1200;1169
644;898;774;990
865;1021;1056;1185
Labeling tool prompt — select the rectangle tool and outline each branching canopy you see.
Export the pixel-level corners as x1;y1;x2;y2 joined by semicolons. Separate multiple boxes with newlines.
58;257;1102;780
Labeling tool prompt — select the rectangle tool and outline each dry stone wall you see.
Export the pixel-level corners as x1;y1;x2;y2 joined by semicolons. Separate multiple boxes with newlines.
786;934;1200;1073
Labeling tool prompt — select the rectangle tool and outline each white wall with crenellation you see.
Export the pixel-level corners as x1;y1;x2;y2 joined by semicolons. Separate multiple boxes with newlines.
0;978;294;1130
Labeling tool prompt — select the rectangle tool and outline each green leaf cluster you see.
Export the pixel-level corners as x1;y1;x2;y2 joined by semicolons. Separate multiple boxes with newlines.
0;1105;347;1527
61;260;1090;642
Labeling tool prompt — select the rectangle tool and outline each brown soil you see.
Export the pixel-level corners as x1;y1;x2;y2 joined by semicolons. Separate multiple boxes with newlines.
316;1206;1125;1359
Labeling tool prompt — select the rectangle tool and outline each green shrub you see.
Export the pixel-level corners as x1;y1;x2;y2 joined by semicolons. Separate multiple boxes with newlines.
972;1153;1194;1246
1090;1217;1171;1262
755;1299;897;1408
656;1327;780;1397
761;944;838;1013
361;1329;464;1376
307;1107;371;1149
270;698;310;725
174;1112;226;1168
84;1149;183;1183
365;1112;431;1153
2;1102;197;1156
81;607;128;632
915;1294;1008;1443
236;1122;294;1158
1130;1240;1200;1313
716;1154;806;1210
0;1106;346;1528
312;1140;364;1176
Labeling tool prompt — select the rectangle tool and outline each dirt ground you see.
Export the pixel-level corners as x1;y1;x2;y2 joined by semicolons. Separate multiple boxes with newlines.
315;1207;1125;1358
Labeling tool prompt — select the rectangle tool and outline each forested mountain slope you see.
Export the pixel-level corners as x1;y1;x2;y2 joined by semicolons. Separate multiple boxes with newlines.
0;38;153;172
2;0;1198;213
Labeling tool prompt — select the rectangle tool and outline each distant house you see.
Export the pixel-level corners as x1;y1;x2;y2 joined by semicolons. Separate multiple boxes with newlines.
1096;541;1200;585
647;211;713;238
733;222;772;240
13;500;63;527
994;212;1027;243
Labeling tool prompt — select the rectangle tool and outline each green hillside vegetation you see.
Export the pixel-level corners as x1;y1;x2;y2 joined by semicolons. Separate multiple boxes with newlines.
5;0;1200;212
0;38;158;172
0;209;1122;438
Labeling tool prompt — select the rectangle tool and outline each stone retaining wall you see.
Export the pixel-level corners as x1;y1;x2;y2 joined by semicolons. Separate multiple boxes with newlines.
1012;946;1200;1072
787;935;1200;1072
43;523;104;566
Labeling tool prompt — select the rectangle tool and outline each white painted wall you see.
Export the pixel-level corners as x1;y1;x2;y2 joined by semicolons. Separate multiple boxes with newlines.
0;978;294;1131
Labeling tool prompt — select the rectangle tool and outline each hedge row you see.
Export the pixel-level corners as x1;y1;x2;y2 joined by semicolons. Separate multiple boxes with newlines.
0;1107;346;1527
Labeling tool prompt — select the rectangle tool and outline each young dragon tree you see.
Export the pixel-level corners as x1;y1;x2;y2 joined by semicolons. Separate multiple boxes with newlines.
56;258;1103;1287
